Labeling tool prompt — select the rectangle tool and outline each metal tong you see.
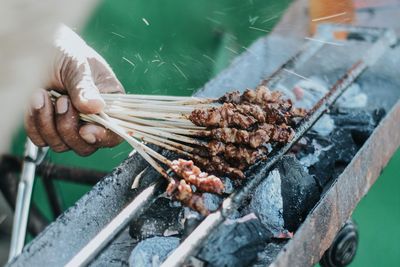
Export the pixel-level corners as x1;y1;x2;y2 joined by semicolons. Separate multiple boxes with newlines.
8;139;48;261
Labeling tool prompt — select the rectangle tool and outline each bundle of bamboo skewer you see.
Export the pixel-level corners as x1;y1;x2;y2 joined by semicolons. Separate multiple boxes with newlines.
50;86;306;215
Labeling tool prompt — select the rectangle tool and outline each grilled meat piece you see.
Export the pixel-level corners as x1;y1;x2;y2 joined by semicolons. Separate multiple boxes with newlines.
166;179;209;216
208;123;294;148
193;155;245;180
218;90;242;104
171;159;224;194
270;123;295;143
205;141;267;165
189;103;258;129
219;86;282;106
190;100;303;129
241;86;283;105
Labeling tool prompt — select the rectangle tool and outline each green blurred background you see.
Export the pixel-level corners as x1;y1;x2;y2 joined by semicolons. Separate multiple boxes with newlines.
10;0;399;265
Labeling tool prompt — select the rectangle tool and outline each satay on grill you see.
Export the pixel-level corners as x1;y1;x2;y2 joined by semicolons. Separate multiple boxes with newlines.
72;84;307;214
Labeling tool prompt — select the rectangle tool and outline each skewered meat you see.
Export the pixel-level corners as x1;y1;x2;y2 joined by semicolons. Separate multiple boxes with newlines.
234;104;266;123
190;103;258;129
208;123;292;149
241;86;282;105
219;86;282;105
205;141;267;165
217;85;306;123
166;179;209;216
192;155;245;180
171;159;224;194
269;123;295;143
190;100;304;129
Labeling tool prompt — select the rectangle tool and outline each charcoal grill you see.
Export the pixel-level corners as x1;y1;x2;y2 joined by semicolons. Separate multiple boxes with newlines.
4;18;400;267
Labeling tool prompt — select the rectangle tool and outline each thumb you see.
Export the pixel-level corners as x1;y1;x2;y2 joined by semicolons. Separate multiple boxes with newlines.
63;60;105;114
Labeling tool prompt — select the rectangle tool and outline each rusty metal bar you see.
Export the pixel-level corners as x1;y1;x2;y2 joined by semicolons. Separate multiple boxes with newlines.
161;29;396;267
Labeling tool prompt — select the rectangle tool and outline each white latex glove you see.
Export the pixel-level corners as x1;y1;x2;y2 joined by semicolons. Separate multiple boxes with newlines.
25;25;124;156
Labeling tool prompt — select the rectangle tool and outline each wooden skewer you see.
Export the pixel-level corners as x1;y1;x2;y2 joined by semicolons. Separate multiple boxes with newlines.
104;108;186;120
101;93;197;101
50;90;210;180
106;102;195;113
106;116;204;146
107;113;205;131
102;93;217;105
80;112;171;179
106;111;191;128
117;125;195;153
113;119;195;155
103;97;215;107
151;127;207;136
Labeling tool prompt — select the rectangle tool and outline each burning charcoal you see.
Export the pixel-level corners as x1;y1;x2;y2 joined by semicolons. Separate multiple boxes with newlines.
222;177;234;194
90;229;135;267
203;193;223;212
299;109;381;188
129;197;183;241
253;241;288;267
248;155;320;234
277;155;320;232
248;169;285;235
197;214;272;267
129;236;179;267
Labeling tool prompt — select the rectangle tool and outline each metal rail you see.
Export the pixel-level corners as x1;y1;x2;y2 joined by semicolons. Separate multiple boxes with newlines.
161;29;396;267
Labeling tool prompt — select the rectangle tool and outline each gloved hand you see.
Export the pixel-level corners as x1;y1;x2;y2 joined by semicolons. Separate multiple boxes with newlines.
25;25;124;156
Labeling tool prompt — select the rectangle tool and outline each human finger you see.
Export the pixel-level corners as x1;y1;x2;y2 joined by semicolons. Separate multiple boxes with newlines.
32;89;69;152
55;96;97;156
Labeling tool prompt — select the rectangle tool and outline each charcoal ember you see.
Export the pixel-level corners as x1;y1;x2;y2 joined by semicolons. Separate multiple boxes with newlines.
248;155;320;234
222;177;234;194
197;214;272;267
203;193;223;212
181;216;202;241
129;236;179;267
299;109;381;187
253;241;288;267
129;197;182;241
90;229;135;267
248;169;285;235
277;155;320;232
